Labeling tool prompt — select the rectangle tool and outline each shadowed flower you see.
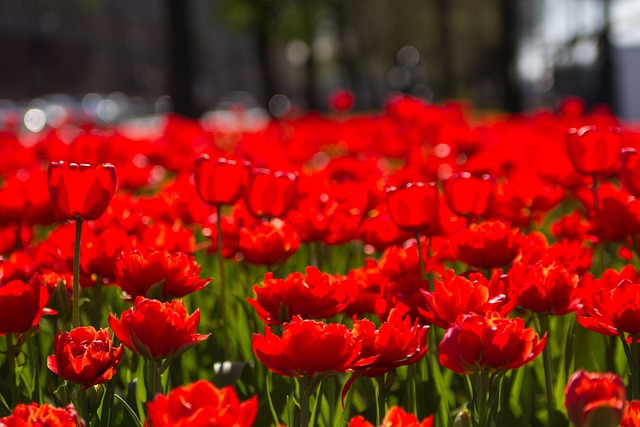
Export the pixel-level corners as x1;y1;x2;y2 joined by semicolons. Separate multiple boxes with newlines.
0;275;52;338
245;168;298;218
385;182;439;231
565;369;626;427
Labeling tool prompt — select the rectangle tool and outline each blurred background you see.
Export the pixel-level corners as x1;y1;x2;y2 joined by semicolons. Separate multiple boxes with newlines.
1;0;640;123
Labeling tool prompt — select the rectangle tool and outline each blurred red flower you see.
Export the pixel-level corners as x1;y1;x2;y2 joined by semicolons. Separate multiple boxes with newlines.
47;326;123;388
252;316;363;377
450;220;522;269
248;267;356;325
145;380;257;427
443;172;494;218
245;168;298;218
115;246;210;301
565;369;626;427
348;406;434;427
47;161;117;221
438;312;546;374
385;182;439;232
420;269;513;329
566;126;622;176
622;400;640;427
237;218;300;266
0;403;83;427
0;275;51;337
108;297;209;360
194;154;250;206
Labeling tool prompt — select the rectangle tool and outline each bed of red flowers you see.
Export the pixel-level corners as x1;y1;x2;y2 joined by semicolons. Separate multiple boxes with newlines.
1;94;640;426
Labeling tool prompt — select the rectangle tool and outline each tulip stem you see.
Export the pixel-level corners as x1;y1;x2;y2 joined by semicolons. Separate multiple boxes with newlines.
475;370;490;427
145;358;162;403
216;204;231;360
633;333;640;400
76;384;89;424
6;334;19;406
592;174;599;212
72;219;83;329
414;230;429;287
538;314;556;426
619;333;639;400
297;376;321;427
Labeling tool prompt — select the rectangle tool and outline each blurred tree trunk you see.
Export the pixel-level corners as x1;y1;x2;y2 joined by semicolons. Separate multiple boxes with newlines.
436;0;453;99
500;0;521;112
255;1;276;107
167;0;197;117
595;0;615;111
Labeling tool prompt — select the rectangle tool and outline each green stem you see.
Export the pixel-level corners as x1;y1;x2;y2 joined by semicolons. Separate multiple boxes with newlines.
145;358;161;403
476;370;490;427
620;333;639;400
592;174;599;212
7;334;19;406
216;204;231;360
375;375;386;425
28;334;41;404
298;376;319;427
72;219;83;328
538;314;556;426
633;333;640;400
76;383;89;424
414;230;429;285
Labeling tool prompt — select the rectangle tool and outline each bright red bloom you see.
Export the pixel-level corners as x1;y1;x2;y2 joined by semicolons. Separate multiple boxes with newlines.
47;161;117;221
438;312;546;374
81;224;133;285
565;369;626;427
145;380;257;427
0;275;51;336
622;148;640;198
115;246;210;300
385;182;439;231
193;154;250;206
47;326;123;388
509;258;579;316
237;218;300;266
566;126;622;175
450;220;523;269
622;400;640;427
245;168;298;218
108;297;209;360
252;316;363;377
420;269;513;329
443;172;494;218
329;88;355;112
351;304;428;377
248;267;356;325
348;406;434;427
0;403;82;427
140;221;196;254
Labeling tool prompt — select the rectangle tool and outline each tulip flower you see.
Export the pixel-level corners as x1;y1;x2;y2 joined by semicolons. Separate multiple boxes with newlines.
385;182;439;232
237;218;300;267
47;326;123;388
564;369;626;427
0;275;51;337
146;380;258;427
450;220;523;269
622;148;640;198
622;400;640;427
193;154;250;206
566;126;622;176
245;168;298;219
0;403;83;427
348;406;434;427
443;172;494;218
115;246;211;301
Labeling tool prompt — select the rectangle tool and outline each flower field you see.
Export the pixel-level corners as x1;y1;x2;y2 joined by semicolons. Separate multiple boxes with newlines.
2;94;640;426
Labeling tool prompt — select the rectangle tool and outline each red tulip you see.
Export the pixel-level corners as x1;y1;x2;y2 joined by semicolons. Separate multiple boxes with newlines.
420;269;513;329
0;403;83;427
237;218;300;266
348;406;434;427
108;297;209;360
146;380;258;427
438;312;546;374
47;326;123;388
193;154;250;206
565;369;626;427
450;220;523;269
47;161;117;221
248;267;357;325
245;168;298;218
443;172;494;218
622;400;640;427
252;316;363;377
385;182;439;231
115;246;211;301
622;148;640;198
0;275;51;337
329;89;355;112
566;126;622;175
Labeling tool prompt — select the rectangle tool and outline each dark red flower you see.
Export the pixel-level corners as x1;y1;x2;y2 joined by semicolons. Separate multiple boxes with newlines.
252;316;363;377
115;246;211;300
194;154;250;206
47;326;123;388
0;275;51;337
47;161;117;221
420;269;513;329
248;267;356;325
566;126;622;175
450;220;523;269
108;297;209;360
622;148;640;198
438;312;546;374
245;168;298;218
146;380;257;427
565;369;626;427
0;403;83;427
385;182;439;231
443;172;494;218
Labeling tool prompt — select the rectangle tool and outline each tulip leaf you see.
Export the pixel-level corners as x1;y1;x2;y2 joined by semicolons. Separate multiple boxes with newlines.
145;279;166;302
213;360;247;387
114;393;143;427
